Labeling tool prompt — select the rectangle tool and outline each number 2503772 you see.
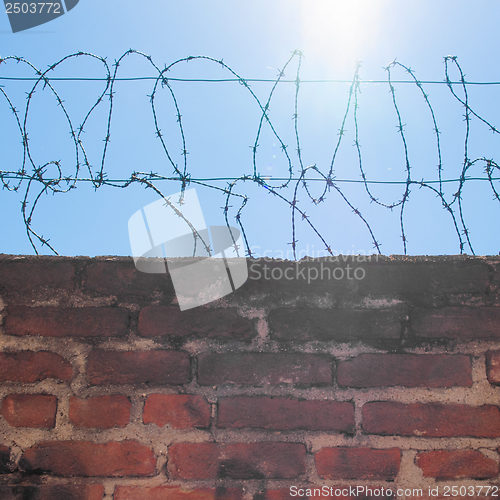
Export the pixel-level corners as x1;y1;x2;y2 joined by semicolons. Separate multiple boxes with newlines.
5;2;62;15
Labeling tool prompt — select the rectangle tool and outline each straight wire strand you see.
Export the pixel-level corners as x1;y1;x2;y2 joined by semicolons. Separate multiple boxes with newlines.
1;174;499;185
2;75;500;85
0;50;499;258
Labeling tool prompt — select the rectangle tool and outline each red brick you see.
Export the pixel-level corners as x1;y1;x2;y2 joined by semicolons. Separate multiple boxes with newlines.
114;486;242;500
269;307;402;341
2;394;57;428
0;484;104;500
87;350;190;385
0;445;10;474
337;354;472;388
198;353;332;386
69;395;131;428
487;350;500;385
4;306;129;337
143;394;210;428
138;305;255;340
416;450;498;479
218;397;354;432
315;447;401;480
20;440;155;476
0;351;72;382
412;307;500;339
362;402;500;437
85;260;174;300
168;442;306;479
0;257;75;301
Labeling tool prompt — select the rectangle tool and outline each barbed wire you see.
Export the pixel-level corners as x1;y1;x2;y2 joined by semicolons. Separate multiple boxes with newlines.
0;50;499;258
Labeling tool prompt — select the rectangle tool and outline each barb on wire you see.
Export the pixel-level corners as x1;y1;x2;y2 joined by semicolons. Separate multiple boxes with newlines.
0;51;499;258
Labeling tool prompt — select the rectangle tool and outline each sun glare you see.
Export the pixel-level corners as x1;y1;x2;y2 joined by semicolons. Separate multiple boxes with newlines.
300;0;385;72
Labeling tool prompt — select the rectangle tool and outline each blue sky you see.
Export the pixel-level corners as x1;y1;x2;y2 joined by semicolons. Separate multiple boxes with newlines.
1;0;499;257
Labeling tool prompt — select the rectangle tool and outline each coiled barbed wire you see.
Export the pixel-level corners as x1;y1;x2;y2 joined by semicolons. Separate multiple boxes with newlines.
0;50;499;258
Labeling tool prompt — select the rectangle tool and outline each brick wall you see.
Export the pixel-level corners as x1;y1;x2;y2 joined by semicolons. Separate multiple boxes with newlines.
0;254;499;499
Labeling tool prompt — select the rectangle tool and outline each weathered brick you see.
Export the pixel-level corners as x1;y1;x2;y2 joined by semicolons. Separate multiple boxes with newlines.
354;259;489;303
337;354;472;388
198;353;332;386
85;259;174;300
0;445;10;474
0;484;104;500
2;256;499;495
362;402;500;437
168;442;306;479
218;397;354;432
4;306;129;337
253;491;301;500
87;350;190;385
138;305;255;340
487;350;500;385
114;486;242;500
2;394;57;428
412;307;500;339
416;450;498;479
269;307;402;341
315;447;401;480
239;258;489;308
0;351;72;382
69;395;131;428
253;491;289;500
240;259;356;301
143;394;210;428
0;257;75;303
20;440;155;476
